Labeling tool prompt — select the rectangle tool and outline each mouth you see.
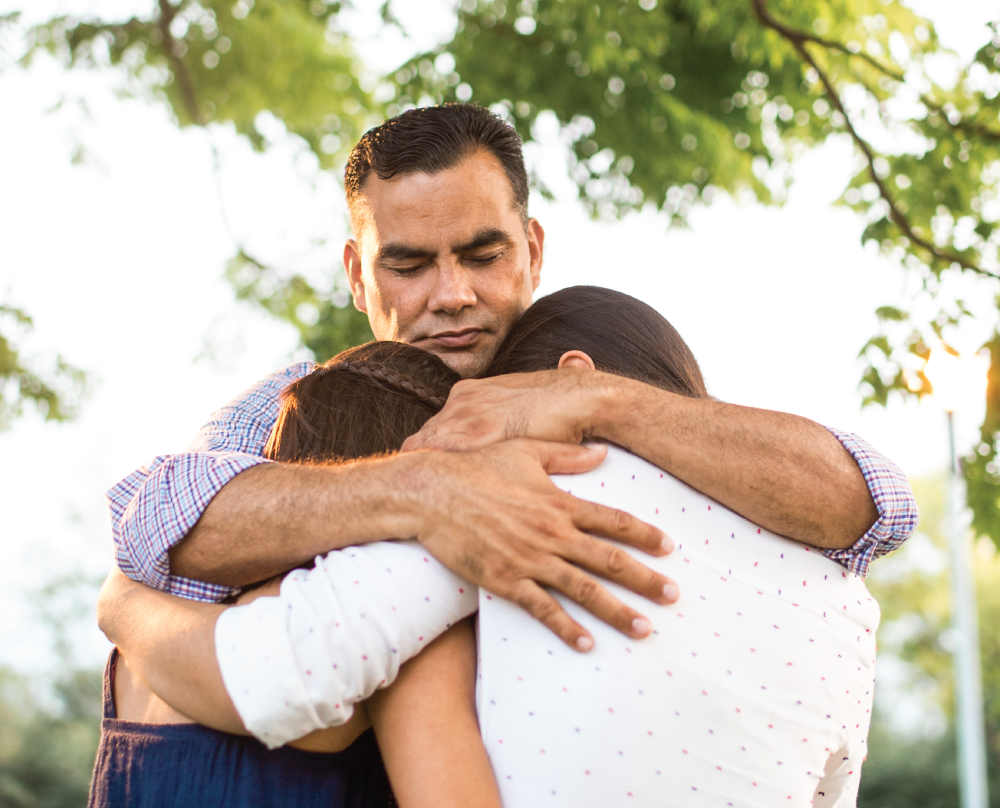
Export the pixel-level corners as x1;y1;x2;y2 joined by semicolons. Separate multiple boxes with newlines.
423;328;485;349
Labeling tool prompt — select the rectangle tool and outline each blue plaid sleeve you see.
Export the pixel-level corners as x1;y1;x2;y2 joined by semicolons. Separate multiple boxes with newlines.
820;427;919;578
106;362;315;601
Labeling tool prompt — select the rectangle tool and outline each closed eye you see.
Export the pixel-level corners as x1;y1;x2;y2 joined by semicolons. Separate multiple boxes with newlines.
386;261;431;276
466;250;505;266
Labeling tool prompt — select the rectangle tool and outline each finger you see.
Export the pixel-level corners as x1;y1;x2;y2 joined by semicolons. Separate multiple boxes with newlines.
571;497;672;556
400;418;441;453
530;441;607;475
562;532;680;606
505;579;596;652
537;560;656;640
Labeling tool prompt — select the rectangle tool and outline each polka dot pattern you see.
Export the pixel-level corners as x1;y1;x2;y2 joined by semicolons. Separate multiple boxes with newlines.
477;446;879;807
216;539;477;749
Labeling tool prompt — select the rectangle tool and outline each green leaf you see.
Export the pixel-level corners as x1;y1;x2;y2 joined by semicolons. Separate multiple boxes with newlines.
0;305;87;431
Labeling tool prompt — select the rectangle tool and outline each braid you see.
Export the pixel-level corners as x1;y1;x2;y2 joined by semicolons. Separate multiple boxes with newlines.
322;360;448;409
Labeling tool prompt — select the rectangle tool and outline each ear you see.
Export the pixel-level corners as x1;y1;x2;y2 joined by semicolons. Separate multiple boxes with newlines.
527;218;544;292
343;240;368;314
558;350;596;370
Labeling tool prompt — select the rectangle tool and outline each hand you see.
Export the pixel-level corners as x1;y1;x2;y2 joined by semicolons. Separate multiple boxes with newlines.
407;439;678;651
402;369;614;452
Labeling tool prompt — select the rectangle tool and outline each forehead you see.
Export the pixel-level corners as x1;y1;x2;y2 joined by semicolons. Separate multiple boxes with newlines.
351;151;521;249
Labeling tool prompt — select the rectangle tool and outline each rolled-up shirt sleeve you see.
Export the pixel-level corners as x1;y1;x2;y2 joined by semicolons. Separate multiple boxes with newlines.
106;362;314;602
820;427;919;578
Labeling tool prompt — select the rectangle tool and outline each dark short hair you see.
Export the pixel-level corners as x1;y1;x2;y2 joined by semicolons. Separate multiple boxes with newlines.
264;341;460;463
485;286;709;399
344;104;529;228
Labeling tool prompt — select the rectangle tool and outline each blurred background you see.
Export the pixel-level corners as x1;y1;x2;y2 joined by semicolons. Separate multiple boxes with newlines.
0;0;998;804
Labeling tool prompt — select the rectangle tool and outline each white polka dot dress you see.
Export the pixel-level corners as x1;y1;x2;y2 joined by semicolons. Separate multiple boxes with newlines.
476;446;879;808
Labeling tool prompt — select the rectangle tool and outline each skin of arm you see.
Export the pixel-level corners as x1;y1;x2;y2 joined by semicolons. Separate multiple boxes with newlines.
97;568;370;752
366;619;501;808
402;369;879;550
170;439;677;650
104;566;499;804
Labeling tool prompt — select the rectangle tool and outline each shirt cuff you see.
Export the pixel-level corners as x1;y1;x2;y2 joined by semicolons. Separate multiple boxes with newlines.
819;427;919;578
111;452;273;602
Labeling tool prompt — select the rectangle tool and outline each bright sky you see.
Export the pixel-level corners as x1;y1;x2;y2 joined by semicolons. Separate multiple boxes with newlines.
0;0;997;677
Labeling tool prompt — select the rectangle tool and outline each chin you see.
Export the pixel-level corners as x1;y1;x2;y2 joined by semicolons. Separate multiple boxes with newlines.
435;348;494;379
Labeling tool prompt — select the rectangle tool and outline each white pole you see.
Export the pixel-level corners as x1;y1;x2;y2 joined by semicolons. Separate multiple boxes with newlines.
946;410;990;808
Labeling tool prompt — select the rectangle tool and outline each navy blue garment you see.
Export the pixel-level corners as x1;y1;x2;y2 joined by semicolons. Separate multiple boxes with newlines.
89;649;393;808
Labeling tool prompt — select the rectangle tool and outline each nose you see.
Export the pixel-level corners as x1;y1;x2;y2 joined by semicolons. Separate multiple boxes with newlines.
428;258;477;316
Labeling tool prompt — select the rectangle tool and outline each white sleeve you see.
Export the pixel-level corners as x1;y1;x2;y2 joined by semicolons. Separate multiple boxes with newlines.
214;539;478;749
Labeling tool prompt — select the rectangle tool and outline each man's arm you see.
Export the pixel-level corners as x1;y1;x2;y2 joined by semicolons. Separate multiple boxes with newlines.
111;361;677;648
108;362;314;601
403;370;916;559
173;440;678;648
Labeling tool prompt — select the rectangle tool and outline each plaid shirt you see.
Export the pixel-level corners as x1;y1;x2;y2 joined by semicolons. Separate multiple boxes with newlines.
106;363;919;602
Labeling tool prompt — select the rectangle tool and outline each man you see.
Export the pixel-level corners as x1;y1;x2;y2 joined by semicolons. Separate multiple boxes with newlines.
109;104;916;652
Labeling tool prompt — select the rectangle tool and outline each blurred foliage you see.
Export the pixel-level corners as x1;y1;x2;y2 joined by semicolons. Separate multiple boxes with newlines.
18;0;1000;534
395;0;1000;544
0;667;103;808
0;574;105;807
226;250;373;361
966;329;1000;550
23;0;376;165
858;475;1000;803
857;723;965;808
0;305;86;431
21;0;381;363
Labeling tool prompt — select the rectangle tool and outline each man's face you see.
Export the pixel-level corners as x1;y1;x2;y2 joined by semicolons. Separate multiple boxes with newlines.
343;150;544;378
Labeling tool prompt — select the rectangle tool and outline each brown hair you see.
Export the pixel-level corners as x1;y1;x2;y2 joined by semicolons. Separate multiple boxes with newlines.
485;286;709;399
344;104;529;228
264;341;460;463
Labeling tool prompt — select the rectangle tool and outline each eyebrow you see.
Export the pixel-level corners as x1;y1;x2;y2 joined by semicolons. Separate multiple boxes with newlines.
376;228;514;263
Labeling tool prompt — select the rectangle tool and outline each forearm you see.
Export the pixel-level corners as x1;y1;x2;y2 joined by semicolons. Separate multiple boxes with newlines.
97;569;244;733
367;620;501;808
595;378;877;549
169;454;428;587
215;540;479;749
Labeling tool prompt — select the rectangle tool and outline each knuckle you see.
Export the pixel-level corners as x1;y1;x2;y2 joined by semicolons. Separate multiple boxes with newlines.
612;508;633;533
605;545;631;574
526;594;559;623
572;575;601;605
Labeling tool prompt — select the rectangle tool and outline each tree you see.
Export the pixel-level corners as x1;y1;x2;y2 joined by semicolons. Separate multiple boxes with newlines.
0;574;105;808
0;304;86;432
18;0;1000;540
394;0;1000;544
858;475;1000;805
1;15;85;432
23;0;380;361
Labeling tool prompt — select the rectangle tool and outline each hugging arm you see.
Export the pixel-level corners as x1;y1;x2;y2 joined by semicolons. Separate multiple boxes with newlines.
97;566;246;735
99;537;481;749
109;366;675;650
404;370;918;572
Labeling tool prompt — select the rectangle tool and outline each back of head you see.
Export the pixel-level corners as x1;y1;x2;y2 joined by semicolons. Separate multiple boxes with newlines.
485;286;709;399
344;103;529;228
264;341;460;463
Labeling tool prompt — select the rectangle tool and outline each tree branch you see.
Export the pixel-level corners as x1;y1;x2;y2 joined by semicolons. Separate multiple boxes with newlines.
751;4;1000;144
156;0;204;126
752;0;1000;281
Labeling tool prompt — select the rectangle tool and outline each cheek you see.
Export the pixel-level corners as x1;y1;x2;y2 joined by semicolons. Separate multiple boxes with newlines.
375;281;429;337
